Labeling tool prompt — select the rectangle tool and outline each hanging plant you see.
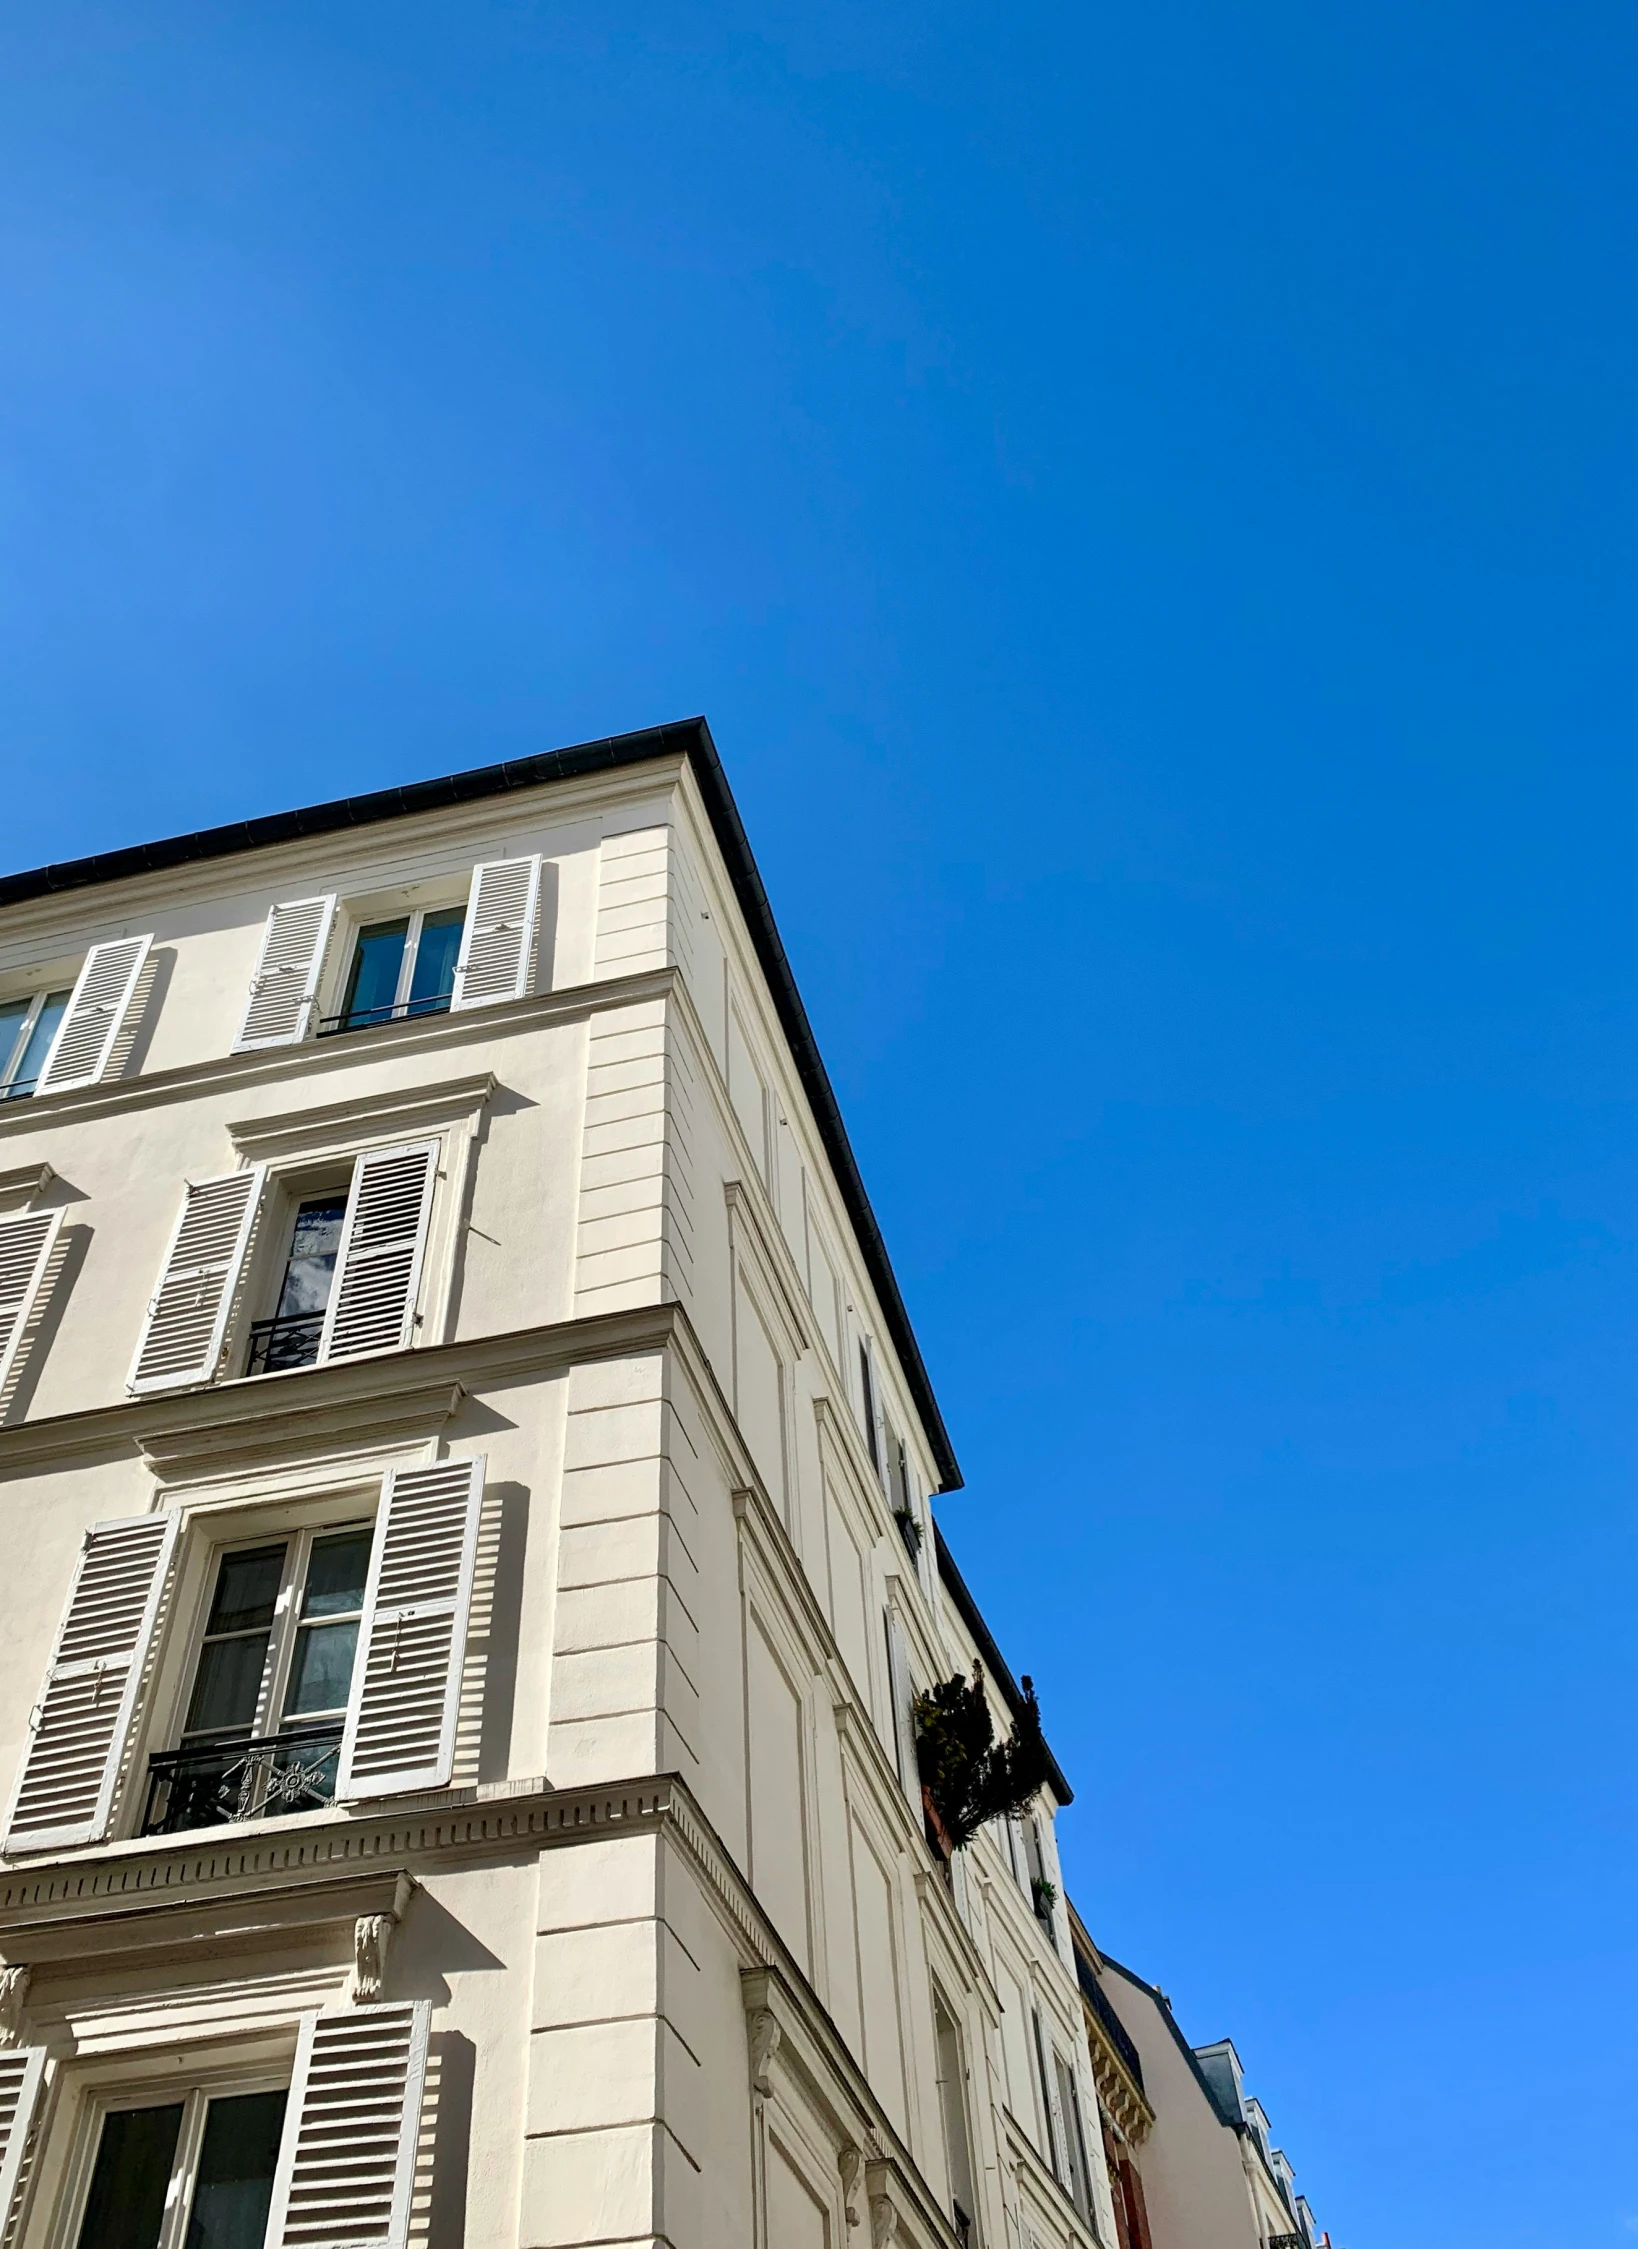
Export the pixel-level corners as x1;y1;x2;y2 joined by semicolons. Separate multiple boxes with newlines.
913;1663;1051;1858
894;1506;924;1559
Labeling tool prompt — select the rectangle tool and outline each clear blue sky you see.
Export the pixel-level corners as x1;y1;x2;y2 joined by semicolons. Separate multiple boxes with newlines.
3;7;1633;2243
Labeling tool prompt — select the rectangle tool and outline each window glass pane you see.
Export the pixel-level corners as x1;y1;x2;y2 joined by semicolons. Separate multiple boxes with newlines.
275;1193;349;1319
301;1529;372;1617
407;906;465;1009
76;2102;184;2249
185;1634;272;1737
10;989;71;1093
0;998;31;1085
283;1619;360;1716
205;1545;286;1636
183;2089;288;2249
342;920;408;1025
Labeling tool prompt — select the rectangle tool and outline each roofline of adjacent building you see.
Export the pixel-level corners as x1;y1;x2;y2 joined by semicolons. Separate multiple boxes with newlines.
1098;1951;1299;2218
933;1522;1073;1805
1098;1950;1244;2128
0;714;960;1489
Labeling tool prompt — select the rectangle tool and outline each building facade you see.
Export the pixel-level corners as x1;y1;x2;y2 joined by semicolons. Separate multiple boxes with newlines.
0;719;1109;2249
1070;1936;1330;2249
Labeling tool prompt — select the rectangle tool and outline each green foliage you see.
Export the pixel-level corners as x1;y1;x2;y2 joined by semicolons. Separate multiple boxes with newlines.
913;1663;1051;1854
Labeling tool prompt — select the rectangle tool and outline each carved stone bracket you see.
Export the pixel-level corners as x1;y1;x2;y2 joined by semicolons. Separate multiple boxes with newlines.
869;2192;899;2249
350;1913;396;2004
748;2007;782;2097
838;2144;862;2230
0;1965;30;2046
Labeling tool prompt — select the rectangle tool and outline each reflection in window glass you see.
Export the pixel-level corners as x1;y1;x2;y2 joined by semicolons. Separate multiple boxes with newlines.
76;2103;185;2249
275;1194;349;1320
342;920;409;1029
0;987;72;1098
183;2089;288;2249
408;906;465;1011
283;1530;371;1720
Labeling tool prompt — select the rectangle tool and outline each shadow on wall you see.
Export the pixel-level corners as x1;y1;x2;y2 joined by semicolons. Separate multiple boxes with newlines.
1;1221;90;1425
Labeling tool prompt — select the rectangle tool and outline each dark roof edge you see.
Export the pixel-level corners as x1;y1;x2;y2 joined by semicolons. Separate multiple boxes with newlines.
1098;1952;1246;2131
0;716;960;1489
933;1522;1073;1804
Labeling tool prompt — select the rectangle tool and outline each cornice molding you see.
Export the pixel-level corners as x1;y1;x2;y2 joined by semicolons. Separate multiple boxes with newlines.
0;1164;52;1214
0;965;677;1143
0;1300;684;1476
1081;2003;1154;2147
0;754;687;939
227;1071;496;1163
0;1867;417;1969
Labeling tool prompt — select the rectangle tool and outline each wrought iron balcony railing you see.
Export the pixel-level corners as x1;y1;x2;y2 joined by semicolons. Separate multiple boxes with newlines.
316;992;453;1038
141;1723;344;1837
1266;2235;1307;2249
244;1310;325;1376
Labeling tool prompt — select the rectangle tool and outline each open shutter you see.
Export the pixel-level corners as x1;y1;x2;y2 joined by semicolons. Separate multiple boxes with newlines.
266;2003;431;2249
0;1208;64;1415
884;1608;920;1812
128;1168;265;1395
35;935;152;1095
450;855;541;1009
318;1143;436;1365
3;1512;179;1854
234;895;337;1051
336;1457;484;1800
0;2047;47;2237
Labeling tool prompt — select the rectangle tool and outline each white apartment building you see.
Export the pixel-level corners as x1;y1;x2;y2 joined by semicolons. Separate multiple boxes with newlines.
0;719;1106;2249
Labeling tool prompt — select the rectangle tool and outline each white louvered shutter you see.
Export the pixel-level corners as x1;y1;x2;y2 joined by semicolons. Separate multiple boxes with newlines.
0;2047;47;2235
128;1168;266;1395
235;895;337;1051
3;1512;179;1854
0;1208;64;1414
336;1457;484;1800
266;2003;431;2249
450;855;541;1009
885;1609;920;1812
35;935;153;1095
318;1143;436;1365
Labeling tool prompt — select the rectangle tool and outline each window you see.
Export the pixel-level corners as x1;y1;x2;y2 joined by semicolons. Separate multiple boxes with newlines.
326;905;466;1035
1053;2049;1094;2222
74;2085;287;2249
934;1993;979;2246
0;987;72;1101
859;1340;881;1472
143;1525;371;1838
244;1190;349;1375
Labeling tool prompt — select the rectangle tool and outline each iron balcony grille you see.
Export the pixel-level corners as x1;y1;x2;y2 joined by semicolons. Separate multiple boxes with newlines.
141;1723;344;1837
0;1076;40;1101
316;991;453;1038
245;1310;325;1376
1266;2236;1308;2249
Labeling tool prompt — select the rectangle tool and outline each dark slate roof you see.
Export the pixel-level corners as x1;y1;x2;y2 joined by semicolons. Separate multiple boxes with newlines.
0;715;959;1490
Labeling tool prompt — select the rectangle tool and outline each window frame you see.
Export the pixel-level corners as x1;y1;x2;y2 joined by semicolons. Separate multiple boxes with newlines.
238;1163;357;1378
132;1491;380;1845
178;1520;374;1752
0;985;74;1102
324;894;469;1038
41;2051;293;2249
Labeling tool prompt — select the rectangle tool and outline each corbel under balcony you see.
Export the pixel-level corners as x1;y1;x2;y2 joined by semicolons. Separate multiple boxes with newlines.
1081;1993;1154;2148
